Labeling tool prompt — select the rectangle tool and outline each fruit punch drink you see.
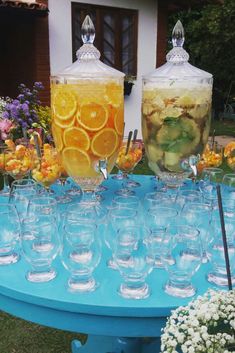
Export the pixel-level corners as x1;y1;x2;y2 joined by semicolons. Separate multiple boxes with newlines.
142;85;212;175
142;20;213;187
50;16;124;192
51;81;123;191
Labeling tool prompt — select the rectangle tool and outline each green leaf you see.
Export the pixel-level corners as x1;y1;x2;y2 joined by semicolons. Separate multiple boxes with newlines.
163;116;179;125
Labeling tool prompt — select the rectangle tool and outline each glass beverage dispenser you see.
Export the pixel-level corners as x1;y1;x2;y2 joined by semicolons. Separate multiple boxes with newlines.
50;16;124;192
142;21;213;187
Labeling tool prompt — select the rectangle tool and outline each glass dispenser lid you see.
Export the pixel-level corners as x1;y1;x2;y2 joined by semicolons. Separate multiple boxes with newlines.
59;15;124;78
144;20;212;80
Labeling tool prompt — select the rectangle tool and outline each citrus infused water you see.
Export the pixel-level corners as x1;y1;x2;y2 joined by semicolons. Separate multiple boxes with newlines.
142;86;212;176
51;81;124;190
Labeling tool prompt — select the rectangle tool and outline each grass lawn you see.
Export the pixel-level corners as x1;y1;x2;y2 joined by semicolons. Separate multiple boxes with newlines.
210;117;235;136
0;119;235;353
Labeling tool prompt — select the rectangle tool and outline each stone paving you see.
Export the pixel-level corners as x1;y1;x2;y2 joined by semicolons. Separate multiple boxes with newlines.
212;135;234;147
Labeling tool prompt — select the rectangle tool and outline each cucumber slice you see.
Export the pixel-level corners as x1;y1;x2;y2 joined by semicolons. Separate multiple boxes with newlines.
146;143;163;162
156;117;200;154
164;152;182;172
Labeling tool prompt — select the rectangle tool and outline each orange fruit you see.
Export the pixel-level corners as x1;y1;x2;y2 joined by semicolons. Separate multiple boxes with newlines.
224;141;235;157
51;123;64;152
114;106;124;135
77;103;108;131
54;116;75;129
62;147;91;176
52;89;77;120
91;128;118;158
104;82;123;107
63;127;90;150
5;139;15;151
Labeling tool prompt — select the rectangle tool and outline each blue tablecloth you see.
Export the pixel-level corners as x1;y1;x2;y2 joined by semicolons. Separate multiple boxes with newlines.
0;175;222;340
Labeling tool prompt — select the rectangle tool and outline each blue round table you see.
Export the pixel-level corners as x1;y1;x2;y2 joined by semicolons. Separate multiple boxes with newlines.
0;175;218;353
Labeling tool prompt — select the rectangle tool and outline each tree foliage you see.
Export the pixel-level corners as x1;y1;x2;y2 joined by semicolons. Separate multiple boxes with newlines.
168;0;235;115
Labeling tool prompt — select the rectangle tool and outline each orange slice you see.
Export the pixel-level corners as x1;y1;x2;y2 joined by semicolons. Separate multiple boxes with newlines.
104;82;123;107
52;89;77;120
62;147;91;176
77;103;108;131
63;127;90;150
54;116;75;129
51;123;64;152
114;106;124;135
91;128;118;158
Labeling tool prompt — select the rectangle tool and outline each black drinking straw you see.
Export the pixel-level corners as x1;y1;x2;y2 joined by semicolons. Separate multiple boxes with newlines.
216;184;233;290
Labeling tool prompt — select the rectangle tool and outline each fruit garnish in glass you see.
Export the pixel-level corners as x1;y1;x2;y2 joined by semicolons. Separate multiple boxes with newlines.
32;144;61;193
115;136;143;196
50;15;124;204
4;140;33;180
197;142;223;174
224;141;235;170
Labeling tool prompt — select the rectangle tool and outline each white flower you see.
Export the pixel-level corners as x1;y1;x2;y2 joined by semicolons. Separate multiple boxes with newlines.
161;289;235;353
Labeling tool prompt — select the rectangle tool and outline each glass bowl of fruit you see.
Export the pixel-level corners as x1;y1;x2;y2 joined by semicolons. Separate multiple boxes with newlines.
4;140;33;180
224;141;235;170
197;142;223;174
32;144;62;193
115;136;143;196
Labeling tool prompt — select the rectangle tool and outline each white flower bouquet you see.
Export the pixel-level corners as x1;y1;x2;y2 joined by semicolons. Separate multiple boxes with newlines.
161;289;235;353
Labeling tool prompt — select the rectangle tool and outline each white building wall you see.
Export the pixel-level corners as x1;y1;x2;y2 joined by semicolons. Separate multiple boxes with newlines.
48;0;158;138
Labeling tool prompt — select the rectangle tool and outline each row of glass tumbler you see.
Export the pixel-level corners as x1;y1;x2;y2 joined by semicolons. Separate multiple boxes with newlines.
1;172;235;299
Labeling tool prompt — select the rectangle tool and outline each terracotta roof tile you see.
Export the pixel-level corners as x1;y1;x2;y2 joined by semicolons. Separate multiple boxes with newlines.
0;0;48;11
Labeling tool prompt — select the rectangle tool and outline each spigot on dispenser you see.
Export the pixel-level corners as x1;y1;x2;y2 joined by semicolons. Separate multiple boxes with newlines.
181;155;200;177
97;159;108;180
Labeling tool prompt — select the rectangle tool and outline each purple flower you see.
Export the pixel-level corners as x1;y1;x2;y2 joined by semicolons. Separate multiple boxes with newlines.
21;103;29;114
2;111;9;119
12;99;20;106
17;94;24;101
1;82;44;134
34;82;44;90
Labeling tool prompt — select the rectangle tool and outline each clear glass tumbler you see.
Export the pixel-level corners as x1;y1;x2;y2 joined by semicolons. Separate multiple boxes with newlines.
9;179;38;221
27;196;58;223
113;225;154;299
207;216;235;287
161;225;202;298
105;207;137;269
199;167;223;206
61;221;101;292
21;218;60;282
181;202;212;263
145;206;178;267
0;203;21;265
